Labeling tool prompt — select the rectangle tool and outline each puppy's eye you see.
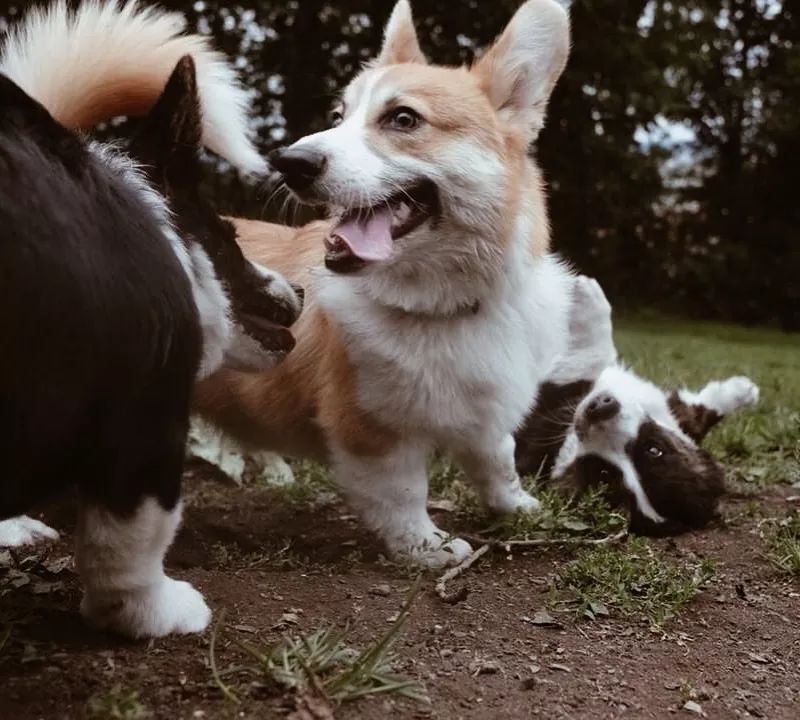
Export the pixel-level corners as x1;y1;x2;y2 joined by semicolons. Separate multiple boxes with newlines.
330;108;344;127
599;469;610;478
383;107;422;131
648;446;664;458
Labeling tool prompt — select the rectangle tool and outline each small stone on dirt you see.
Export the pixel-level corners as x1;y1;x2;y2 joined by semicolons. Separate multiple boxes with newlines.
682;700;706;717
470;659;502;676
523;610;563;628
747;652;770;665
370;583;392;597
548;663;572;673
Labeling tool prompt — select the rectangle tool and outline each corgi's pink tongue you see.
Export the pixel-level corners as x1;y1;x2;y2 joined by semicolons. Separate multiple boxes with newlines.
331;208;393;262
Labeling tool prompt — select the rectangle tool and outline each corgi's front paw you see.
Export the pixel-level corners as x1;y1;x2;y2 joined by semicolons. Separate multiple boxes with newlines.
391;533;473;570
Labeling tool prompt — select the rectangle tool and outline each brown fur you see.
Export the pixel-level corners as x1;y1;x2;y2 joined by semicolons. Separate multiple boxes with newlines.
194;219;399;461
667;393;724;443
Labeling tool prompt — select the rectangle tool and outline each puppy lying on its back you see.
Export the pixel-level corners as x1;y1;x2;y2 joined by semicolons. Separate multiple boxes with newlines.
515;278;759;535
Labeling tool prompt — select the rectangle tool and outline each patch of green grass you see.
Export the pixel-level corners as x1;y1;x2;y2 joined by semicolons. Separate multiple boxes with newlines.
86;686;150;720
281;461;339;507
616;318;800;490
211;579;428;707
763;512;800;577
550;537;715;625
486;483;627;542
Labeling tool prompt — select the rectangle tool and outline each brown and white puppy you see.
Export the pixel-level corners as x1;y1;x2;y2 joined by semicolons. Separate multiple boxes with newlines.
515;277;760;535
197;0;576;568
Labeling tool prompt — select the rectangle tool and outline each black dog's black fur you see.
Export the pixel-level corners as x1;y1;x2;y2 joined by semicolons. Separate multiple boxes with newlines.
0;74;199;520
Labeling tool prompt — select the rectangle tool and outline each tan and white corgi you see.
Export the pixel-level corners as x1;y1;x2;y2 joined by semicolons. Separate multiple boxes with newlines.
197;0;575;567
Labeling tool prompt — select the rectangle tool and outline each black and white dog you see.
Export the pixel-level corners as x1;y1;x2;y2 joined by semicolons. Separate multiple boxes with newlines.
0;3;301;637
515;277;759;535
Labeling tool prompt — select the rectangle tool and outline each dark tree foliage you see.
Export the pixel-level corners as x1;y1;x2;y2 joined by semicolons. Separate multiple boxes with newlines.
0;1;797;328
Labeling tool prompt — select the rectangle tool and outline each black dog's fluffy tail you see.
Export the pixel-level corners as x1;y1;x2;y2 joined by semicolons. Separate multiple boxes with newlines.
0;0;264;174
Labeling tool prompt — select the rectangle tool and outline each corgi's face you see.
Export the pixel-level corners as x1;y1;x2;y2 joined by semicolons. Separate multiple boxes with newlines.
269;0;570;312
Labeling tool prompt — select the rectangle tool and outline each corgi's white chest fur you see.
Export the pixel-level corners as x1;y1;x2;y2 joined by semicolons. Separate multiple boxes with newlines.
318;244;573;446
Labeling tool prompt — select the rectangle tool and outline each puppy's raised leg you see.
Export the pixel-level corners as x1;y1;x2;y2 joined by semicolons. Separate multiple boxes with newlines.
548;275;617;385
0;515;59;547
454;434;540;515
670;376;760;442
76;498;210;639
332;443;472;569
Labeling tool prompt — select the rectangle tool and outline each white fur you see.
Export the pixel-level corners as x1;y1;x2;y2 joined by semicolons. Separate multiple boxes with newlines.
0;1;265;174
679;376;760;416
548;276;617;384
0;516;59;547
318;235;574;562
188;417;295;487
76;499;210;638
274;0;574;565
331;443;473;568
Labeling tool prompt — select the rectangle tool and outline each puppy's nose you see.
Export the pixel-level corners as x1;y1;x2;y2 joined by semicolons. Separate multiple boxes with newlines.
269;147;327;191
585;394;621;424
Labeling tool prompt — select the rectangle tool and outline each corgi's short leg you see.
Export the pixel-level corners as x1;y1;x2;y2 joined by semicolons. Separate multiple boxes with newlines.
0;516;59;547
454;434;540;515
331;443;472;569
76;498;211;639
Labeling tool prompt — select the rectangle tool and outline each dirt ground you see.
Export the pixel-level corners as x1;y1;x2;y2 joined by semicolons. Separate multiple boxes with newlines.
1;463;798;720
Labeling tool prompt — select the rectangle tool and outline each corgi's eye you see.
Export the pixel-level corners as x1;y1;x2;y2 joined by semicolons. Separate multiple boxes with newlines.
384;107;422;131
330;108;344;127
648;446;664;458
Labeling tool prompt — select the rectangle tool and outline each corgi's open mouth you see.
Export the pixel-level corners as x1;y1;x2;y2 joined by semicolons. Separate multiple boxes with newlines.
324;180;438;273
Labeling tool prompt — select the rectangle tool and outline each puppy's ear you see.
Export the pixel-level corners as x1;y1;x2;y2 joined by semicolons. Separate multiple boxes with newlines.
471;0;570;139
667;393;723;443
0;74;84;167
130;56;203;188
376;1;427;66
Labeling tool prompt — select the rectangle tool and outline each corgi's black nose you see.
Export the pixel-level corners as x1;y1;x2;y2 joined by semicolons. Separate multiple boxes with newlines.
269;147;327;191
585;394;620;424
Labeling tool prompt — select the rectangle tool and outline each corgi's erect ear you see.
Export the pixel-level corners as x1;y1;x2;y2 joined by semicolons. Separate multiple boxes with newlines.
377;0;427;66
472;0;570;137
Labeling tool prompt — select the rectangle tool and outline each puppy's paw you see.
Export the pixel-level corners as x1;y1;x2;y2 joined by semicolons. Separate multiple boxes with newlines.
568;276;614;355
572;276;612;326
249;261;304;327
0;516;59;548
82;577;211;639
696;376;760;415
720;376;760;410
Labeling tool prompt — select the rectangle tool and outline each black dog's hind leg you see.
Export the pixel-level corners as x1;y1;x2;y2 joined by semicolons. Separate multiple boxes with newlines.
75;397;210;639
